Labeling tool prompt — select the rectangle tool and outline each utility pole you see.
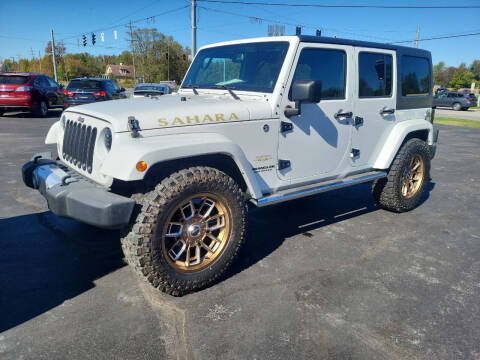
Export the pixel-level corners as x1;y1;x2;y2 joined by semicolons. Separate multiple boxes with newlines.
414;26;420;48
38;50;42;73
167;40;170;81
51;29;58;81
191;0;197;57
30;48;35;72
128;20;137;83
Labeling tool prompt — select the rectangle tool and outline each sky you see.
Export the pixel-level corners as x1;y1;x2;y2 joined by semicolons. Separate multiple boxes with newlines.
1;0;479;67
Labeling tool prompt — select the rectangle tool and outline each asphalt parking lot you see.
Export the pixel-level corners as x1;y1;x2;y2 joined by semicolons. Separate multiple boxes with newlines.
1;111;480;360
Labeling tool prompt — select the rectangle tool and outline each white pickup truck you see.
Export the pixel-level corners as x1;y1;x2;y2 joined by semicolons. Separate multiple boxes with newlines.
22;34;438;296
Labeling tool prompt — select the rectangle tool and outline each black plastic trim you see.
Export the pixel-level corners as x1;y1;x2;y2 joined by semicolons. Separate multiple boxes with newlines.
22;155;134;229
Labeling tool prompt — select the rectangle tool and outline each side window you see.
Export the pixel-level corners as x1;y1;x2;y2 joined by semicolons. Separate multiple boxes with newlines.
110;81;120;91
290;48;346;100
401;56;430;96
358;52;392;97
104;81;114;93
46;77;58;87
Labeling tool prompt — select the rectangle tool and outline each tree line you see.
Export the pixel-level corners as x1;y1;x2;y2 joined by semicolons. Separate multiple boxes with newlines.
1;28;191;85
434;60;480;90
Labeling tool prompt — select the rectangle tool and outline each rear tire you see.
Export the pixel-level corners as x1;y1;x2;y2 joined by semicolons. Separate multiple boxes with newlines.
34;100;48;117
372;138;430;212
0;110;4;117
452;102;462;111
121;166;247;296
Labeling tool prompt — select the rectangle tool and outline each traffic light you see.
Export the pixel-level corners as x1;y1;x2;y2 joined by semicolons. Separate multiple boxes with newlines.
91;33;96;45
82;34;87;47
165;52;169;60
182;54;187;61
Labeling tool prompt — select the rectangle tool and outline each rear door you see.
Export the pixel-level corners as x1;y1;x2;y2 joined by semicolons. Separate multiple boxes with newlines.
352;48;397;167
0;75;30;99
69;80;102;102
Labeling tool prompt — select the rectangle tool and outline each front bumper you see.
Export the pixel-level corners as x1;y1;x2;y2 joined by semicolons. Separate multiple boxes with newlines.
22;152;135;229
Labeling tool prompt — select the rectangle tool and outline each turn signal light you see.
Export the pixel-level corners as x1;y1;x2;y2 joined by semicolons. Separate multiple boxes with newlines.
136;161;148;172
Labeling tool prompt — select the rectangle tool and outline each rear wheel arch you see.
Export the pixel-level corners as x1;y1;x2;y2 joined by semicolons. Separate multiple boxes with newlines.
403;129;429;144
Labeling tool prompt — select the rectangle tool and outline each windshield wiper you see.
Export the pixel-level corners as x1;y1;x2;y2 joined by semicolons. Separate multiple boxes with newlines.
209;85;240;100
183;84;199;95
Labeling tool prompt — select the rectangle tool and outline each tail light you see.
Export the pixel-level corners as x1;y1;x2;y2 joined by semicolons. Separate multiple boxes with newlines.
63;89;75;97
93;90;106;97
15;86;32;92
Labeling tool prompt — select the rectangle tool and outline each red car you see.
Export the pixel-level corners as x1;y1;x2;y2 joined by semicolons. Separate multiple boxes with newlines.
0;72;64;117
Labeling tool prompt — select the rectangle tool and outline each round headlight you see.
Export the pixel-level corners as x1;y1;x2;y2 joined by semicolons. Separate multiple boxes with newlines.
104;128;112;151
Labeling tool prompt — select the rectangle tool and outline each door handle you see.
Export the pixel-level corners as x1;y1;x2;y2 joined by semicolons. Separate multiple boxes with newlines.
380;107;395;115
334;111;353;120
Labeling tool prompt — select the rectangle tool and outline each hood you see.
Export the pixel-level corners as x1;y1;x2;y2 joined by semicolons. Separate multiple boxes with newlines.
64;93;274;133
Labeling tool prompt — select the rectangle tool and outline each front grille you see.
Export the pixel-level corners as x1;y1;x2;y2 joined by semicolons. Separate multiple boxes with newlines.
62;120;97;173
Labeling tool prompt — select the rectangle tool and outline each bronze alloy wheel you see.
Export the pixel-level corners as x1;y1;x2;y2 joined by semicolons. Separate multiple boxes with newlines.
401;154;425;199
161;193;231;273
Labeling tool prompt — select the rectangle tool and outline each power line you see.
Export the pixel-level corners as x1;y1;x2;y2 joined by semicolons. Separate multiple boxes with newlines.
197;0;480;9
58;5;189;42
198;5;394;41
392;32;480;44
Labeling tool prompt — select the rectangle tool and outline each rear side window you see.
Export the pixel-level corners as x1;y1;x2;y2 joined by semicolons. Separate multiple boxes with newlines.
0;76;30;85
291;48;346;100
67;80;103;90
401;56;430;96
359;52;392;97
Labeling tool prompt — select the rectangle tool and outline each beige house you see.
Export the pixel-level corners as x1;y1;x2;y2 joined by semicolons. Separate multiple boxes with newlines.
105;63;134;78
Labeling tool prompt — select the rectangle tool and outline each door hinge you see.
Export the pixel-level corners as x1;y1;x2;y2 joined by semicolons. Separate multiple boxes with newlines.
353;116;363;127
350;148;360;158
280;121;293;133
278;159;291;170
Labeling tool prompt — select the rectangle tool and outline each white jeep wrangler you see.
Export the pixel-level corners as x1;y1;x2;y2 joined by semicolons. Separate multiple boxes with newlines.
22;35;439;295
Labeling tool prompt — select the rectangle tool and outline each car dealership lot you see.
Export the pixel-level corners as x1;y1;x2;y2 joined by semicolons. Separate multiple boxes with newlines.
1;112;480;360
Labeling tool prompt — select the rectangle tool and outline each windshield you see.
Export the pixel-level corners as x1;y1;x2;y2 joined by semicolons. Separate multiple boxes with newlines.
182;41;289;93
135;85;167;91
0;75;30;85
68;80;103;90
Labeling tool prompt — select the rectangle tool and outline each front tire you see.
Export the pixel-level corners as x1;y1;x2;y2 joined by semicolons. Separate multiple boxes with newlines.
373;138;431;212
121;167;247;296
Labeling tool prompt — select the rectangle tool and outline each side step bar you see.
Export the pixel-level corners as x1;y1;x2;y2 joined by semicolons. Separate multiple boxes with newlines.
254;171;387;207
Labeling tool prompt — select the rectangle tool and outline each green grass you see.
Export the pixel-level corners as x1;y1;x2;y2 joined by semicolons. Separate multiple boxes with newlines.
434;117;480;128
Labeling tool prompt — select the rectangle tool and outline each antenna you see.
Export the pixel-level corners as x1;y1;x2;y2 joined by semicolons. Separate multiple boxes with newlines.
296;26;301;35
316;29;321;37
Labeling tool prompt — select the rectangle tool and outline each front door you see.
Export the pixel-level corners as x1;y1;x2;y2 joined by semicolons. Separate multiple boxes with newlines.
352;48;397;167
277;43;354;182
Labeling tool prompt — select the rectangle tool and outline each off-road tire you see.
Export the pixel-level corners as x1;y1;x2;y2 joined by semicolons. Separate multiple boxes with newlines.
34;100;48;117
372;138;431;212
121;166;247;296
452;102;462;111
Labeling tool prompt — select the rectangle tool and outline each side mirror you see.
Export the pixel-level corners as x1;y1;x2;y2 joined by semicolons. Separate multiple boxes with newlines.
120;87;125;92
285;80;322;118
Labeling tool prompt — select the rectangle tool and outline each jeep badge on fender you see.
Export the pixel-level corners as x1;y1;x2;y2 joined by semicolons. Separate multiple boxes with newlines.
22;34;438;296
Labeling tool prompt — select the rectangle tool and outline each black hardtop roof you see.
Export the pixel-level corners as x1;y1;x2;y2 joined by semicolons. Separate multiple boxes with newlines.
298;35;431;58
